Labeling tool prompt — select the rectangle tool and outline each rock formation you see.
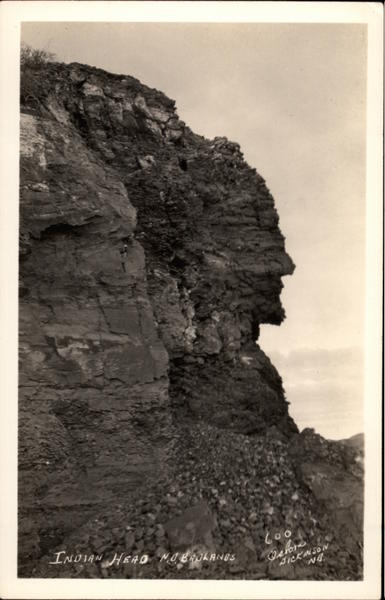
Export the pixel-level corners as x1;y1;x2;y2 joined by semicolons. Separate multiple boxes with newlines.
19;59;363;579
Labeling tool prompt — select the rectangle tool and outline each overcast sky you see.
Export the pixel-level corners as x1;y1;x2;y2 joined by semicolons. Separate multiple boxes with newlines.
21;22;367;439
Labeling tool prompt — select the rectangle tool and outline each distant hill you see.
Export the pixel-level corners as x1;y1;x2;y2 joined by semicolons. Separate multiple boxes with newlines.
339;433;364;450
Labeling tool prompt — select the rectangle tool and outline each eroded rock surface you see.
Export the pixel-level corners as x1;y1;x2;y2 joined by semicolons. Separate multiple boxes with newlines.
19;61;363;579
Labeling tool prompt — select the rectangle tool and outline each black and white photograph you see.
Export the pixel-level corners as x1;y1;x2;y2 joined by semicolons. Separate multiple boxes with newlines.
0;2;382;599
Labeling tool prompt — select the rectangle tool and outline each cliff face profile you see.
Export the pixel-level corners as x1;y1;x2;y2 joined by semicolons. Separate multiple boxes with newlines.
19;60;363;580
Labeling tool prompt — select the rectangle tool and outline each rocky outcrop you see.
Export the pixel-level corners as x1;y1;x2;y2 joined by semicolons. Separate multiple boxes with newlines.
18;60;362;580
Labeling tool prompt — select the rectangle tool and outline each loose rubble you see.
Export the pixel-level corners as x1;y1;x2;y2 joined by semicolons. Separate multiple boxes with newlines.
31;423;363;580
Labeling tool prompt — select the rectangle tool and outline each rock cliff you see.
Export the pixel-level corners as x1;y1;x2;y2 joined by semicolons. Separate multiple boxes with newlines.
19;60;363;579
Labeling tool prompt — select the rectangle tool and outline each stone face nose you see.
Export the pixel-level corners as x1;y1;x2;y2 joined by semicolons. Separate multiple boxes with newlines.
276;249;296;277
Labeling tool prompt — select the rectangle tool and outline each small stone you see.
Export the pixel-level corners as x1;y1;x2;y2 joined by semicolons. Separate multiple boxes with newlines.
145;527;155;538
156;546;168;559
124;531;136;549
156;524;165;536
221;519;231;529
135;527;144;540
291;492;299;501
229;563;244;574
249;512;258;523
167;496;178;506
136;539;145;551
244;536;256;552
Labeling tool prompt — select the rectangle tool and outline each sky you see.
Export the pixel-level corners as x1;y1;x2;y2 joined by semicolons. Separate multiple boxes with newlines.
21;22;367;439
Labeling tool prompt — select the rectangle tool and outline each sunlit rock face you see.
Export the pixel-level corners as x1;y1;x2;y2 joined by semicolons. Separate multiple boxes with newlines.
19;60;323;575
36;63;296;434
